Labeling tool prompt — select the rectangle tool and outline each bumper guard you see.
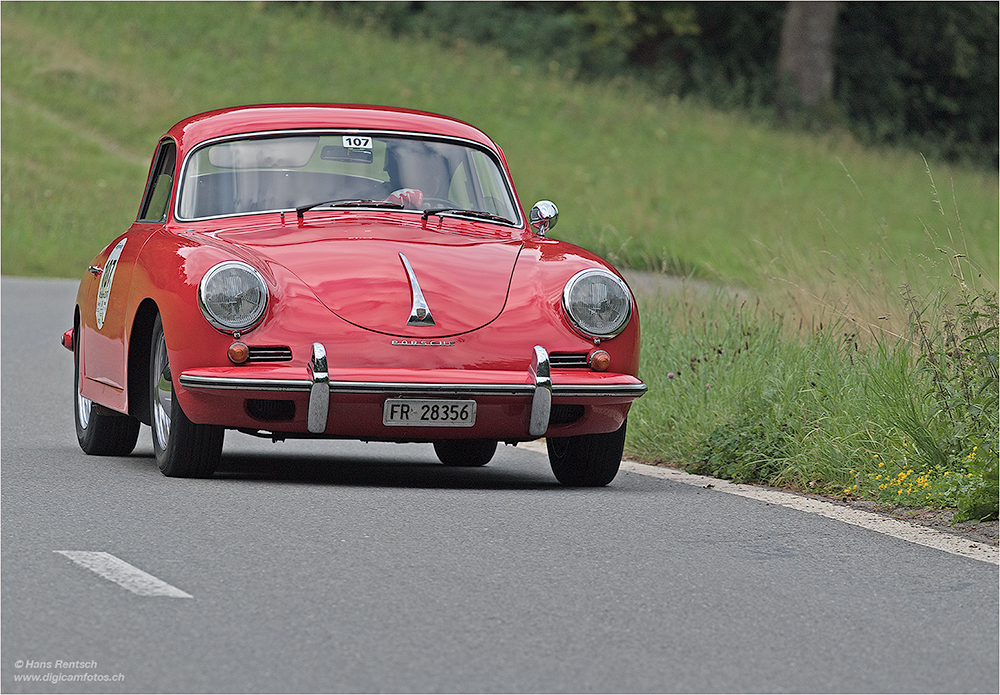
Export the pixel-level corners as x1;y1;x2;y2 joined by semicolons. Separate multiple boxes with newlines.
177;343;646;436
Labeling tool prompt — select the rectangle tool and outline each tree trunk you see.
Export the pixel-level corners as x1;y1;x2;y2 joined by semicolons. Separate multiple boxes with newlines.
777;1;838;110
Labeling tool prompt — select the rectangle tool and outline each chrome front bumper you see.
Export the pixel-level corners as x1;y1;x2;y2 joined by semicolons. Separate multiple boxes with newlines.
178;343;647;436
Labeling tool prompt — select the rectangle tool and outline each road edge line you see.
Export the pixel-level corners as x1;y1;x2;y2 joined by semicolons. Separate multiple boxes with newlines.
620;460;998;565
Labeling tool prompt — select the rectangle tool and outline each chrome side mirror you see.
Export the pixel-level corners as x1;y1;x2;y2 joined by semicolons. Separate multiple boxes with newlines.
529;200;558;237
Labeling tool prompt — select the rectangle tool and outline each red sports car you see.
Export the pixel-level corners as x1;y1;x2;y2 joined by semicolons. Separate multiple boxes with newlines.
64;104;646;485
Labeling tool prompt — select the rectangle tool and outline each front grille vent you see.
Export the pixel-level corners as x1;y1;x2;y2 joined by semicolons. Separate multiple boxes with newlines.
549;353;589;369
248;346;293;362
246;399;296;421
550;404;585;424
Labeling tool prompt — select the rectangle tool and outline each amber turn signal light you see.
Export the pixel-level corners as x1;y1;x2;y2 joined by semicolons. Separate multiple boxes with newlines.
589;349;611;371
228;342;249;364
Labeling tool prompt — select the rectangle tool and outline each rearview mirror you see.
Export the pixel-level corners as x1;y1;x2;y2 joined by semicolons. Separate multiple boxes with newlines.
529;200;558;236
321;145;374;164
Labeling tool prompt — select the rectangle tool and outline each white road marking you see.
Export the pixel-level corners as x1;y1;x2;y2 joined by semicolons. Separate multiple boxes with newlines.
517;442;997;564
55;551;193;598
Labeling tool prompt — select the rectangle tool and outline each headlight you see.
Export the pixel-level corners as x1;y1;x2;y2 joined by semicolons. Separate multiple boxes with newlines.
198;261;269;333
562;269;633;338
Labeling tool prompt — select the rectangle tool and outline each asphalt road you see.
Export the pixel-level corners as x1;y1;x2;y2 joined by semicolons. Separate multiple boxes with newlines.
2;276;998;694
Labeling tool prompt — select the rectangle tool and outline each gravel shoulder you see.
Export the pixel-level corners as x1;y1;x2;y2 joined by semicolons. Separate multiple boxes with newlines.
830;497;999;547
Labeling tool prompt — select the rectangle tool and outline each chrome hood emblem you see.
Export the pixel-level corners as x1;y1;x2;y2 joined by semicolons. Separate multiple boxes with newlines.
399;253;436;327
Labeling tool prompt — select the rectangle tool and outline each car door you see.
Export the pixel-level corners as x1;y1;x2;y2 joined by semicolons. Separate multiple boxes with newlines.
82;139;176;410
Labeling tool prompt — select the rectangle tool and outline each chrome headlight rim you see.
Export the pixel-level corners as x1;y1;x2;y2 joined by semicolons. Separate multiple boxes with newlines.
198;260;269;334
561;268;633;339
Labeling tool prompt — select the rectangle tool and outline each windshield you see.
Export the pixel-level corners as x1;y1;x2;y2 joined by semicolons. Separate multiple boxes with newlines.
176;133;520;224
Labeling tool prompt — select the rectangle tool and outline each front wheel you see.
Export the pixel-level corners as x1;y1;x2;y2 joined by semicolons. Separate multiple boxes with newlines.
547;420;627;487
433;439;497;467
149;313;223;477
74;321;140;456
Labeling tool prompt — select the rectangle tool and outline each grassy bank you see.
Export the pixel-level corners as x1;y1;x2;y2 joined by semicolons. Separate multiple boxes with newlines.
629;264;998;521
2;2;997;518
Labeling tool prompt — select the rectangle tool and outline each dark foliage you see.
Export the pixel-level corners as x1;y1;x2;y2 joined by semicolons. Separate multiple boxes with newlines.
836;3;998;166
323;1;998;168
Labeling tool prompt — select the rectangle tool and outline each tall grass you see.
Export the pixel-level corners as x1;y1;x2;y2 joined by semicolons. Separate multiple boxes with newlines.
629;241;999;521
632;288;877;485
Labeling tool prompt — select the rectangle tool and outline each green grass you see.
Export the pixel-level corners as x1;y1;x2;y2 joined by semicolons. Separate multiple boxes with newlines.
628;271;998;520
2;1;997;517
3;1;996;288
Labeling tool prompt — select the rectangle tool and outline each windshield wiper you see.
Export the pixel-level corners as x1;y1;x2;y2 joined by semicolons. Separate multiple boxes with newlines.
421;208;513;224
295;199;403;219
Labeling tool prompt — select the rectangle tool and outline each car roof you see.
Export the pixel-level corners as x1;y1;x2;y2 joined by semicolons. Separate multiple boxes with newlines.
166;104;498;151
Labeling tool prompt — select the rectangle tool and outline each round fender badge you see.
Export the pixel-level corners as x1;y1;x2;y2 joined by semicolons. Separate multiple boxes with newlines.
95;238;127;330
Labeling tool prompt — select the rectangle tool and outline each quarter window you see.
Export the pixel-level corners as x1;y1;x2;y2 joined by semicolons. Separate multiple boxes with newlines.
138;140;177;222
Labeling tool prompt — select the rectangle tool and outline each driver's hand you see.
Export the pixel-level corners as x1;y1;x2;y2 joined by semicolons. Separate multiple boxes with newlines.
384;188;424;208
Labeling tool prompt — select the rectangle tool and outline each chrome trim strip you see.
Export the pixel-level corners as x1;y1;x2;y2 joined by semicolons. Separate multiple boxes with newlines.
529;345;552;436
307;343;330;433
247;346;293;362
328;381;534;396
552;384;648;398
399;253;436;327
178;375;312;392
327;381;647;398
85;375;125;392
179;374;646;399
549;353;590;368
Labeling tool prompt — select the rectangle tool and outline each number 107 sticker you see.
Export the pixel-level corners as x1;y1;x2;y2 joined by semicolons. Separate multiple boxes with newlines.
343;136;372;149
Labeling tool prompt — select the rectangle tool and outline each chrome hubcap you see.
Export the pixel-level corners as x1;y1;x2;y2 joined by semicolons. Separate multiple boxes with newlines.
152;332;172;450
77;385;92;429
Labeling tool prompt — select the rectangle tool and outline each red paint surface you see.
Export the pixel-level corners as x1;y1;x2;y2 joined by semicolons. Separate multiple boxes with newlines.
72;105;643;441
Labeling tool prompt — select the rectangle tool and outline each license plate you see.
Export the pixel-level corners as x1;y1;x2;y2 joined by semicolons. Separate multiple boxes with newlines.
383;399;477;427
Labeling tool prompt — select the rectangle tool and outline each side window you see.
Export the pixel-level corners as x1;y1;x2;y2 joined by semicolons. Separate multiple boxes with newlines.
138;140;177;222
447;163;473;208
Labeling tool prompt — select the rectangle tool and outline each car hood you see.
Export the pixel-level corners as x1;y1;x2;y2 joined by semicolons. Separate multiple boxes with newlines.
218;222;523;337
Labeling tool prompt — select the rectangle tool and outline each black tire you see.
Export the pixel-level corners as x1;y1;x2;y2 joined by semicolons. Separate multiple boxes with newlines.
546;419;627;487
149;313;223;477
433;439;498;467
74;319;140;456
